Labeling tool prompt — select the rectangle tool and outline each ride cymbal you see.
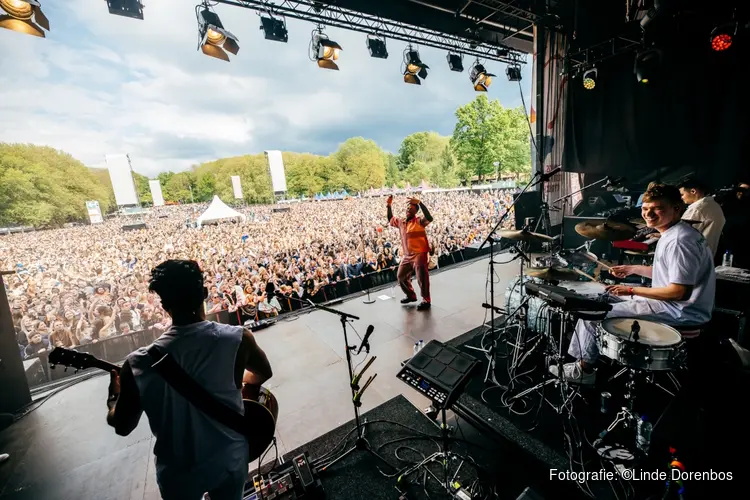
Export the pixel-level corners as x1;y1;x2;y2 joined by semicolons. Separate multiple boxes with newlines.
574;220;636;241
525;267;581;281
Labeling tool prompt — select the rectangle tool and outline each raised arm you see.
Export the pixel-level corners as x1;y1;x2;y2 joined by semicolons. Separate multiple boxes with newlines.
386;195;394;225
419;201;433;223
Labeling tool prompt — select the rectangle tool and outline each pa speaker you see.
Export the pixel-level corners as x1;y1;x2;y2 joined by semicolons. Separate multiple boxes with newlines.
514;191;543;230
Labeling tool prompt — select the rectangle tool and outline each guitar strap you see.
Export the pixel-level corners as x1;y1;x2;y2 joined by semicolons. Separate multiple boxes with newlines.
146;345;249;439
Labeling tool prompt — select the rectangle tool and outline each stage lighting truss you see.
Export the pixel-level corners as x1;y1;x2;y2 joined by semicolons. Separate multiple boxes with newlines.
310;27;341;70
215;0;526;65
582;68;597;89
260;13;288;42
106;0;144;20
470;59;495;91
366;35;388;59
402;46;428;85
0;0;49;37
196;3;240;62
447;53;463;72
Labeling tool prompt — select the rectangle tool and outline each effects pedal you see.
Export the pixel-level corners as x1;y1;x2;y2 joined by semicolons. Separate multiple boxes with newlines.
245;474;296;500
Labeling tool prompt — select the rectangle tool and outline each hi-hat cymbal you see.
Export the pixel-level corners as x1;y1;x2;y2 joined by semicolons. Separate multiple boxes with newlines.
498;229;554;243
525;267;581;281
575;220;636;241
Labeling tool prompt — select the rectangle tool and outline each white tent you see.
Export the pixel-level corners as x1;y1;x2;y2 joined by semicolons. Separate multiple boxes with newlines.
196;195;246;228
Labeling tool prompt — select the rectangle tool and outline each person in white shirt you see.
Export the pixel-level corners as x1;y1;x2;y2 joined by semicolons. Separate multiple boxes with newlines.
678;178;725;259
551;183;716;384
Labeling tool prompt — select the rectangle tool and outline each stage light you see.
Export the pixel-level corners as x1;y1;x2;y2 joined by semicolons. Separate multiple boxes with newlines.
447;53;463;72
106;0;144;20
260;16;287;42
0;0;49;38
403;48;428;85
710;23;737;51
506;65;522;81
583;68;597;89
197;6;239;62
367;35;388;59
312;32;342;70
634;48;662;84
470;61;495;91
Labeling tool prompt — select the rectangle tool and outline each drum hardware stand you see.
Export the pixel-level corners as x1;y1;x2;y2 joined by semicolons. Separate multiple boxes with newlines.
548;176;611;248
303;300;392;472
609;367;681;398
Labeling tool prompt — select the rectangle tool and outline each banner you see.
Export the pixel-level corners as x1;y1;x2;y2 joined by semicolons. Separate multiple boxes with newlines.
264;150;287;193
231;175;243;199
149;180;165;206
105;154;139;206
86;201;103;224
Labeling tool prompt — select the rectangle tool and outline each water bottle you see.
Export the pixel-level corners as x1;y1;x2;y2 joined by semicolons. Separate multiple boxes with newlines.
636;415;653;455
722;250;733;267
413;343;419;356
418;340;424;351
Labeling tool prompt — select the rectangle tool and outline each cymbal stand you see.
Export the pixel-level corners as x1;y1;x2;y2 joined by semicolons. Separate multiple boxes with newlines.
548;176;610;248
506;309;581;414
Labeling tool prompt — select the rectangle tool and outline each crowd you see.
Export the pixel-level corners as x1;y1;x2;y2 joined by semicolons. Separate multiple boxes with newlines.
1;190;516;361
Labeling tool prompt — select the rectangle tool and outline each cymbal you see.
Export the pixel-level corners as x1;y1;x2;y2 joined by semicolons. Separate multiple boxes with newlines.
525;267;581;281
498;229;554;243
575;220;636;241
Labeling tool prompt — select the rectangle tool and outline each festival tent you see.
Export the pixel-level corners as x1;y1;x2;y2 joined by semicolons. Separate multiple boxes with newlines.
196;195;246;228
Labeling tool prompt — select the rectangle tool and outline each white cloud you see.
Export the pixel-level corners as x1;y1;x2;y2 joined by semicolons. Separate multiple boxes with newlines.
0;0;533;177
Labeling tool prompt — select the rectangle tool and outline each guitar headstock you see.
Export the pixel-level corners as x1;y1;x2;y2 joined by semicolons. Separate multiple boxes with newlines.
48;347;119;373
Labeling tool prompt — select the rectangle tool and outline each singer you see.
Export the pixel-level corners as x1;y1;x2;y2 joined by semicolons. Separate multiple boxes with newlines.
387;195;434;311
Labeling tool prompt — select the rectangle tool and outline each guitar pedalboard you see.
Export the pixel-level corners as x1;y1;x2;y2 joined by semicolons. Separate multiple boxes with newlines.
243;452;323;500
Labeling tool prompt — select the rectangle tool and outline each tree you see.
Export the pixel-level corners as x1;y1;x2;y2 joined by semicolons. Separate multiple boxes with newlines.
385;153;400;187
329;137;386;192
450;95;531;181
133;172;152;205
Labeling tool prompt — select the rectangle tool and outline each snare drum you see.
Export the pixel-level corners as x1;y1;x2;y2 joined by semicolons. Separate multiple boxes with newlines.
596;318;686;371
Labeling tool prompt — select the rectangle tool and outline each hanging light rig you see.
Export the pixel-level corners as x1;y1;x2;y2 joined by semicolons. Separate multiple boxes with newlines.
469;59;495;91
311;26;342;70
196;1;239;61
0;0;49;38
403;45;428;85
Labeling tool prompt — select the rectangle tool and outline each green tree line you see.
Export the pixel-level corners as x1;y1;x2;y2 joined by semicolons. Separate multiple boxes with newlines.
0;95;530;227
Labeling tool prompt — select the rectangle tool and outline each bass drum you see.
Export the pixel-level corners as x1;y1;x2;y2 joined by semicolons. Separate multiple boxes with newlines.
504;276;549;333
596;318;686;371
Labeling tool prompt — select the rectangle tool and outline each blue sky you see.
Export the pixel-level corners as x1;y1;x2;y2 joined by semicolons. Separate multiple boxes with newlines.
0;0;532;177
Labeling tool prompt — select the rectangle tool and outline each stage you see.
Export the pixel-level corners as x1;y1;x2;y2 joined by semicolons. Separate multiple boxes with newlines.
0;255;523;500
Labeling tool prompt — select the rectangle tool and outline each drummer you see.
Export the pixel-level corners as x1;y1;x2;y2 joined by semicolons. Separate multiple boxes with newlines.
551;183;716;385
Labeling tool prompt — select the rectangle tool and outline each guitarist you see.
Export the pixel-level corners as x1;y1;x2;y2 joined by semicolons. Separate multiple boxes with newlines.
105;260;273;500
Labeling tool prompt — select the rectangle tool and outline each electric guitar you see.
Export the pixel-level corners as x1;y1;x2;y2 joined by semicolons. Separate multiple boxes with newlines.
48;347;278;463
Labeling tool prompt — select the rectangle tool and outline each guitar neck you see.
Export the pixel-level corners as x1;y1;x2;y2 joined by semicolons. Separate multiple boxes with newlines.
94;359;121;373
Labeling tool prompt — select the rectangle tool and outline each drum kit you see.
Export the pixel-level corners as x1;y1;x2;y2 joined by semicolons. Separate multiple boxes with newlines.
495;217;688;458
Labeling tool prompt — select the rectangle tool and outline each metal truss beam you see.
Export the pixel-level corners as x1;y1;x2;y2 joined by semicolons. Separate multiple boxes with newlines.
565;36;642;74
470;0;540;25
211;0;527;64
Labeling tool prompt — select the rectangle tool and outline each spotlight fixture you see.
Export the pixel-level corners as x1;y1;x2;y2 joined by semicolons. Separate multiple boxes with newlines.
260;15;288;42
366;35;388;58
582;68;597;89
106;0;144;20
197;5;239;62
0;0;49;37
403;48;428;85
506;65;522;82
312;31;342;70
470;61;495;91
447;53;463;72
710;22;737;52
634;48;662;84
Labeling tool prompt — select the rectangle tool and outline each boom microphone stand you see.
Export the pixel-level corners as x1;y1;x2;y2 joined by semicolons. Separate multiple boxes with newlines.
301;300;392;471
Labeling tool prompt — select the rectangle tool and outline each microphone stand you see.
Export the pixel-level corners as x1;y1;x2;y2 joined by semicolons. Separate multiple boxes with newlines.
466;172;544;387
299;299;392;472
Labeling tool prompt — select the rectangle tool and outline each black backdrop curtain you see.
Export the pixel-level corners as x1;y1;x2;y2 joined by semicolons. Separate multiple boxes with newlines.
564;23;750;190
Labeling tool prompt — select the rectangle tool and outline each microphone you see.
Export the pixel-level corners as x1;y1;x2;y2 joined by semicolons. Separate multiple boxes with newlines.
481;303;506;315
356;325;375;355
539;166;562;182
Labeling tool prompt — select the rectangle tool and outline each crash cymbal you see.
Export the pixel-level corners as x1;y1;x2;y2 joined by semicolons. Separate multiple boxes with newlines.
498;229;554;243
575;220;636;241
629;217;646;227
525;267;581;281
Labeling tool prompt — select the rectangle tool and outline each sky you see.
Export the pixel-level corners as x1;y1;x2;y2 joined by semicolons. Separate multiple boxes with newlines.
0;0;533;177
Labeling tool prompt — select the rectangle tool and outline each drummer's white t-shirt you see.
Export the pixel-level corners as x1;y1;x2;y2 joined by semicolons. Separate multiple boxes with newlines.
651;221;715;324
